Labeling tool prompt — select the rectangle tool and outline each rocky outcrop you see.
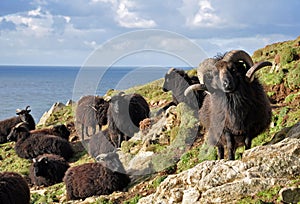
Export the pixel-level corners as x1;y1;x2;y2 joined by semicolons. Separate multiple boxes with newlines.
37;102;66;126
138;138;300;204
264;122;300;145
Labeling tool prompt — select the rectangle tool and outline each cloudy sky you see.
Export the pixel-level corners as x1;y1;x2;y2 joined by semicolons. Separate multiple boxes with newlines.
0;0;299;66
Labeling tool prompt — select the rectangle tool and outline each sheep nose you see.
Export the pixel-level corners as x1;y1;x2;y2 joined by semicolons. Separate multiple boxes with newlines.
223;79;234;92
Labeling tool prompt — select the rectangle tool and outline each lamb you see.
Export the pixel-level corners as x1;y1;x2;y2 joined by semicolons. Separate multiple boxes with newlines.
185;50;272;160
75;95;109;140
160;68;206;113
63;152;130;200
7;122;73;160
30;124;70;140
0;171;30;204
0;106;35;144
29;154;70;186
107;92;150;147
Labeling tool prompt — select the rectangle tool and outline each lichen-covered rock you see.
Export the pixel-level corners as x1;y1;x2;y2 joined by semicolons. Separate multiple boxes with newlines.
279;187;300;204
37;102;66;126
138;138;300;204
264;122;300;145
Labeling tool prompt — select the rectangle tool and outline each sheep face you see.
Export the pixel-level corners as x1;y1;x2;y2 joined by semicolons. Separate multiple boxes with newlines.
206;60;249;93
33;157;49;177
7;124;29;142
162;69;186;92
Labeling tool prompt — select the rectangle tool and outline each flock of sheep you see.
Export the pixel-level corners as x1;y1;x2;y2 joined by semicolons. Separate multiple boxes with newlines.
0;50;273;203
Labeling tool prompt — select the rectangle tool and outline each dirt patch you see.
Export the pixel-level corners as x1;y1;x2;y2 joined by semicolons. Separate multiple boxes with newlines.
266;84;292;104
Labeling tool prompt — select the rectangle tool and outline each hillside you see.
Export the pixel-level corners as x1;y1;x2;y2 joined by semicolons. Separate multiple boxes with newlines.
1;36;300;204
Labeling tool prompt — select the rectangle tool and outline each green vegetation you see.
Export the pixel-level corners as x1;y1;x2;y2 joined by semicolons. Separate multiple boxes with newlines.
1;36;299;203
238;185;282;204
0;142;31;175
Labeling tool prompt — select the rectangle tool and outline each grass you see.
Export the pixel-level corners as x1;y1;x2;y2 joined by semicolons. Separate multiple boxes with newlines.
1;36;299;203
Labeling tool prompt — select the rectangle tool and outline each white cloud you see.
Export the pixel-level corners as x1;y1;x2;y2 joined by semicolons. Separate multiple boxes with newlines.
116;0;156;28
180;0;225;28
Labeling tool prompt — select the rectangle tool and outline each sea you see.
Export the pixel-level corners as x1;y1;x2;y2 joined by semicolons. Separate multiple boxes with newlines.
0;65;177;122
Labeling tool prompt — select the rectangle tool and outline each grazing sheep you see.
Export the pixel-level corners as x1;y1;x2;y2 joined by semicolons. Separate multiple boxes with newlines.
0;106;35;144
88;130;116;158
185;50;272;160
0;171;30;204
7;122;73;160
63;152;130;201
29;154;70;186
30;124;70;140
160;68;206;113
107;92;150;147
75;95;109;140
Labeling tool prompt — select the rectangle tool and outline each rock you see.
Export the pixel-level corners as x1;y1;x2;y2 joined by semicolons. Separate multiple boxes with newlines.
280;187;300;204
264;122;300;145
66;99;75;106
37;102;66;126
286;122;300;139
138;138;300;204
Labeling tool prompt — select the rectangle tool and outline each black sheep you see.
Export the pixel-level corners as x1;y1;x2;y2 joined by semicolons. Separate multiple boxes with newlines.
161;68;206;113
0;106;35;144
88;130;116;158
63;152;130;200
0;171;30;204
185;50;272;160
7;122;73;160
30;124;70;140
75;95;109;140
107;92;150;147
29;154;70;186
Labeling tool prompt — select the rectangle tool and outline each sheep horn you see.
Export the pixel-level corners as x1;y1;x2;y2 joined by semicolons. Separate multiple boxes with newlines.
223;50;254;69
167;67;175;74
246;61;272;82
25;106;30;111
88;105;97;111
184;84;207;96
15;122;27;128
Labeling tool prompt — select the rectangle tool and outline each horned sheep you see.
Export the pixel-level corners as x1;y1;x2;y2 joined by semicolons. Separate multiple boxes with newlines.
0;106;35;144
30;124;70;140
63;152;130;200
185;50;272;160
161;68;206;113
75;95;109;140
29;153;70;186
7;122;73;160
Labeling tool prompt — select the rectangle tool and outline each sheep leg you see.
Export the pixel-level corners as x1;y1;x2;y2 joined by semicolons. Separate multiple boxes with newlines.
81;124;85;141
224;132;235;160
217;146;224;159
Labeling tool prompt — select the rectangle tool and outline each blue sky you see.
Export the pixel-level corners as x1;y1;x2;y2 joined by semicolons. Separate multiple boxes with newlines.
0;0;299;66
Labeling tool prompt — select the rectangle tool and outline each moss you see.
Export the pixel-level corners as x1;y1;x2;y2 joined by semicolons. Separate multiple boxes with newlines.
286;62;300;89
176;142;217;173
238;185;282;204
39;105;74;128
284;92;299;103
281;47;298;65
123;194;142;204
0;142;31;175
31;183;66;204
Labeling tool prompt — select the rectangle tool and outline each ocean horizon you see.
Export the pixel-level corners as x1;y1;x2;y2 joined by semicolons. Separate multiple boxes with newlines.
0;65;187;122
